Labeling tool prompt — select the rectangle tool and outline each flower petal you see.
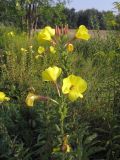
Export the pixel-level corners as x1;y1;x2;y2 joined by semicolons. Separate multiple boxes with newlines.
38;46;45;54
42;66;62;82
45;26;55;36
62;77;72;94
68;90;80;101
0;92;10;102
75;25;90;40
25;92;38;107
38;29;52;41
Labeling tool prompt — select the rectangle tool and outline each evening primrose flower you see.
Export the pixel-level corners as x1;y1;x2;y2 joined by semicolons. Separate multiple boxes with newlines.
42;66;62;82
67;43;74;52
45;26;55;37
38;46;45;54
62;74;87;101
61;144;71;153
7;31;15;37
61;134;71;153
35;55;40;59
0;92;10;103
25;92;59;107
50;46;56;54
29;45;33;49
25;92;39;107
75;25;90;40
21;48;27;53
38;28;52;41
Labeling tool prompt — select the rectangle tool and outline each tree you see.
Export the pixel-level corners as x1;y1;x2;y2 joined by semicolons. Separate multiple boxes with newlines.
113;1;120;13
103;11;117;29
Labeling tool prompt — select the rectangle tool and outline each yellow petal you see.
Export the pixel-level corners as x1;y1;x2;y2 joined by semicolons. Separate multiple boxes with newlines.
45;26;55;37
35;55;40;59
66;144;71;153
25;92;38;107
67;43;74;52
69;75;87;93
68;90;80;101
21;48;27;53
75;25;90;40
42;66;62;82
38;29;52;41
0;92;6;101
7;31;15;37
77;77;87;93
4;97;10;101
0;92;10;102
50;46;56;54
62;77;72;94
62;74;87;101
38;46;45;54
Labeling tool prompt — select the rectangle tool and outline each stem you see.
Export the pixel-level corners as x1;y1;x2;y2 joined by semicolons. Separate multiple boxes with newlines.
55;82;61;97
59;101;68;160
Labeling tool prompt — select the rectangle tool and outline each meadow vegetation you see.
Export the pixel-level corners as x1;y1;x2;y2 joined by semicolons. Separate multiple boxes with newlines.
0;1;120;160
0;23;120;160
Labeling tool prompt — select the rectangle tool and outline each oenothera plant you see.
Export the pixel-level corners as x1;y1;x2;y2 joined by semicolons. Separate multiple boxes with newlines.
25;25;90;159
0;24;90;159
0;92;10;103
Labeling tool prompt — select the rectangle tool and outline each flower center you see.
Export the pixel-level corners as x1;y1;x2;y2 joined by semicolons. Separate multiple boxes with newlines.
70;85;75;90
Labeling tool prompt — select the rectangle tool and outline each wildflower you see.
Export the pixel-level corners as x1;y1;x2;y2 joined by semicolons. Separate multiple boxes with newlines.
42;66;62;82
62;134;71;153
25;92;59;107
38;28;52;41
29;45;33;49
45;26;55;37
35;55;40;59
21;48;27;53
75;25;90;40
53;134;71;153
50;46;56;54
53;144;71;153
25;92;39;107
38;46;45;54
67;43;74;52
62;74;87;101
61;144;71;153
7;31;14;37
0;92;10;103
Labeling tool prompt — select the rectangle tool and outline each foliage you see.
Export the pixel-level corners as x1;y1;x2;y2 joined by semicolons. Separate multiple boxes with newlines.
0;24;120;160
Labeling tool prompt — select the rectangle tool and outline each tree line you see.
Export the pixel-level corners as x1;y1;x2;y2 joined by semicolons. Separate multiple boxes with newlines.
0;0;120;31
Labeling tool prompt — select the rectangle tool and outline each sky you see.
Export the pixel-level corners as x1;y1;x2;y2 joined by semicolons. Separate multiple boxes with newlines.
67;0;116;12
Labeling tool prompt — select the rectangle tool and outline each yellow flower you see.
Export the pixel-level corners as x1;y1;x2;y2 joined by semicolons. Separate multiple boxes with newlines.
25;92;39;107
50;46;56;54
45;26;55;37
66;144;71;152
38;46;45;54
67;43;74;52
61;135;71;153
62;74;87;101
0;92;10;102
29;45;33;49
7;31;15;37
61;144;71;153
21;48;27;53
75;25;90;40
42;66;62;82
38;28;52;41
35;55;40;59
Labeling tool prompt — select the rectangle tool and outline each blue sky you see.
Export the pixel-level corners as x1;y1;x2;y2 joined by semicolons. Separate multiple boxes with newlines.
67;0;116;11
